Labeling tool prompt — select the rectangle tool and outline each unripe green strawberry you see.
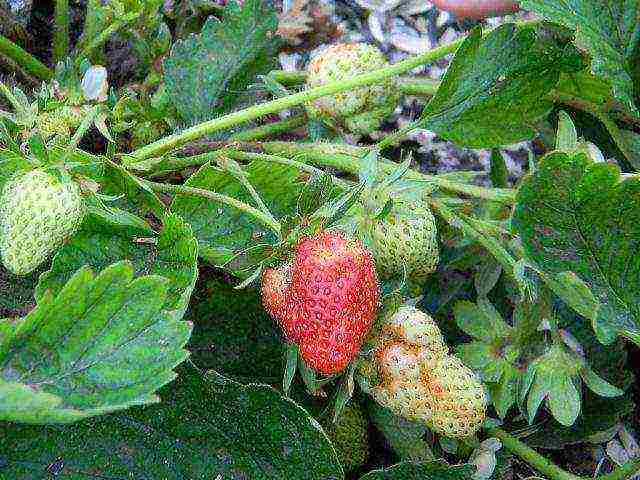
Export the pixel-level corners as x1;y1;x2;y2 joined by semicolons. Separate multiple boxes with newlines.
322;403;370;472
0;170;85;275
360;192;439;281
423;355;487;438
36;111;71;139
305;43;400;135
261;231;379;374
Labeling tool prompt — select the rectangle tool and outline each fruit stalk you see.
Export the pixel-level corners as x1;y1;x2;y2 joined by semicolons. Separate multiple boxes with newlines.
54;0;70;64
0;35;53;80
488;427;640;480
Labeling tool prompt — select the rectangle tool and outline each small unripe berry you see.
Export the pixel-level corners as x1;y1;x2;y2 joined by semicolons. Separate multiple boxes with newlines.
305;43;400;135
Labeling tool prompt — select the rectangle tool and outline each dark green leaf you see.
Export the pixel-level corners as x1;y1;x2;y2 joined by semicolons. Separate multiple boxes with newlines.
0;261;192;423
0;265;38;318
520;0;640;115
359;461;474;479
419;24;563;147
367;402;432;462
163;0;280;124
489;149;508;188
0;368;344;479
512;151;640;345
186;278;284;383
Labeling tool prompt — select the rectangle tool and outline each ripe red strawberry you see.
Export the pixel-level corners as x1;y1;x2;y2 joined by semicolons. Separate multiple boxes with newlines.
261;231;379;374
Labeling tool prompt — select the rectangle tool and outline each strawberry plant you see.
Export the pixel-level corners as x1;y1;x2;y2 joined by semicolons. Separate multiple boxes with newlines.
1;0;640;479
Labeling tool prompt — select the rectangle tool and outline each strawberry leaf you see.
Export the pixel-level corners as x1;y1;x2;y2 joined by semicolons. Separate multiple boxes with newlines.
520;0;640;116
367;402;433;462
171;160;302;273
36;214;198;315
186;278;284;383
418;24;565;148
0;261;192;423
359;461;474;479
0;368;344;479
163;0;280;125
512;151;640;345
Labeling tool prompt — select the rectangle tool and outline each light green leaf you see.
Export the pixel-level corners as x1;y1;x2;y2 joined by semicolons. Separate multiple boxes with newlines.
580;366;625;398
556;111;578;152
513;151;640;344
163;0;280;125
0;261;192;423
545;271;600;321
521;0;640;115
419;24;564;147
547;375;581;427
0;368;344;479
454;300;511;343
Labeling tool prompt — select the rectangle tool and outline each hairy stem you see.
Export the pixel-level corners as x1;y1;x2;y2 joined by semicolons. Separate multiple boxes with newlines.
258;141;516;203
142;179;281;235
488;427;640;480
77;12;140;63
229;114;307;142
0;35;53;80
53;0;70;64
129;31;483;161
269;69;441;97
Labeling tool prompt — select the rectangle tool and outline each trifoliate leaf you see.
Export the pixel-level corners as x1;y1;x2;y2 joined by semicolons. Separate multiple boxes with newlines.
418;24;564;148
359;461;474;479
0;261;192;423
0;368;344;479
171;160;302;272
512;151;640;345
163;0;280;125
520;0;639;116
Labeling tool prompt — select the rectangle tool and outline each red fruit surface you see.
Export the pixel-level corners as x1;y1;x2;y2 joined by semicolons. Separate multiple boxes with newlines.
262;231;379;374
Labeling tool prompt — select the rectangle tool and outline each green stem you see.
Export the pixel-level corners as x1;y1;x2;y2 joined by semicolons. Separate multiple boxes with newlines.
142;179;281;235
223;150;351;187
53;0;70;64
398;77;441;97
259;141;516;203
488;427;640;480
0;34;53;80
268;70;441;98
229;114;307;142
77;12;139;63
130;33;476;161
